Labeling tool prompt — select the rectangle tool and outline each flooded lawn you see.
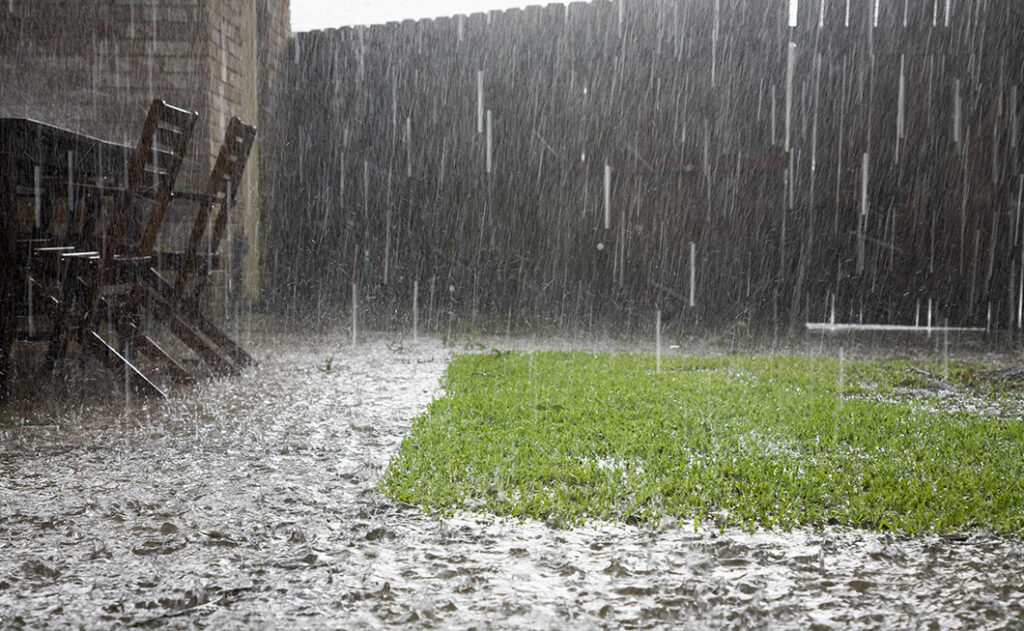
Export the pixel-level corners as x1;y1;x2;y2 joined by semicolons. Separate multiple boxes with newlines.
1;333;1023;628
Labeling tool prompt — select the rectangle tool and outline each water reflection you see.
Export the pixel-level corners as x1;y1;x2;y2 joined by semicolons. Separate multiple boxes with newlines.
0;333;1022;628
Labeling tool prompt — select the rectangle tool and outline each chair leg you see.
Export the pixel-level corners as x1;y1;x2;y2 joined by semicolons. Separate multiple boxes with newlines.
150;296;239;376
44;260;79;369
191;311;256;368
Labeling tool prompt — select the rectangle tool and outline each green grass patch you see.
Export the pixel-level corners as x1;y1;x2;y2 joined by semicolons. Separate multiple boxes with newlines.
381;351;1024;535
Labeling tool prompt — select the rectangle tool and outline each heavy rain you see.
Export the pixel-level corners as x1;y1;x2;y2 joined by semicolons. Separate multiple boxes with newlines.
2;0;1024;628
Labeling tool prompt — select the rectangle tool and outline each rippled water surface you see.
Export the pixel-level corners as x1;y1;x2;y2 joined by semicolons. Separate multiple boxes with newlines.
1;332;1023;629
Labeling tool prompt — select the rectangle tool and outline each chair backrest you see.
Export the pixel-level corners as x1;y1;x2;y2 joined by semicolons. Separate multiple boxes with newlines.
82;100;196;331
174;116;256;303
103;99;198;265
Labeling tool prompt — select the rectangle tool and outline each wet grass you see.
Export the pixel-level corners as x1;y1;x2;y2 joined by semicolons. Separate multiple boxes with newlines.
382;351;1024;535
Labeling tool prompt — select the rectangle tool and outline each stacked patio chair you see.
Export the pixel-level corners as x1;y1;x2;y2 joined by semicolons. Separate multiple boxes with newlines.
21;99;258;399
33;99;199;397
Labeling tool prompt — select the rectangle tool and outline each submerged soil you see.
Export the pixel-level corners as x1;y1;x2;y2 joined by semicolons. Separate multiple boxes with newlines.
1;332;1023;629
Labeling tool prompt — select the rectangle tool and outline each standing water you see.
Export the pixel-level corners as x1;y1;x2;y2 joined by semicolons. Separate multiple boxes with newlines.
1;334;1022;628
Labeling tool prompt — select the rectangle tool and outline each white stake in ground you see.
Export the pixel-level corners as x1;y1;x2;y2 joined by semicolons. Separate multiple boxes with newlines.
485;109;493;174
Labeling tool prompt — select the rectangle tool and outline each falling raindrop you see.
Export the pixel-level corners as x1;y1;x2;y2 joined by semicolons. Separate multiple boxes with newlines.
860;153;869;217
384;174;391;285
207;183;215;277
124;350;131;409
363;160;369;212
786;43;794;152
655;309;662;374
1011;86;1019;149
953;79;961;145
603;162;611;230
25;268;33;338
486;109;493;174
857;153;868;274
689;242;696;307
405;115;412;178
146;42;154;101
66;151;75;221
896;54;905;160
351;282;358;346
33;165;42;229
710;0;719;86
412;280;419;343
788;0;798;28
152;140;159;193
943;319;950;380
1019;257;1024;329
476;69;484;134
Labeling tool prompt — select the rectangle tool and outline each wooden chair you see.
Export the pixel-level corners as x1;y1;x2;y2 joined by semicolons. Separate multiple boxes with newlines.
145;116;258;374
42;99;199;396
